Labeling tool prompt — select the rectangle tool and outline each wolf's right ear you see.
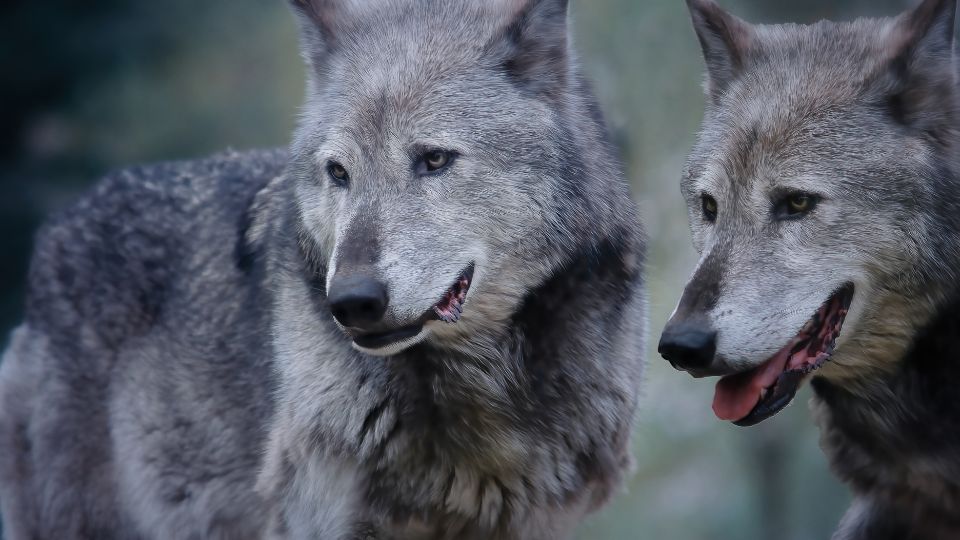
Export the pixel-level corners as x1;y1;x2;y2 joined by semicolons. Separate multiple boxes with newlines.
686;0;754;101
882;0;958;134
289;0;344;67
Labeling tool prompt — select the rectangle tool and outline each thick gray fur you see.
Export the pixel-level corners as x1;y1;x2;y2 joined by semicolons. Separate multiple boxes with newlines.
0;0;647;538
675;0;960;538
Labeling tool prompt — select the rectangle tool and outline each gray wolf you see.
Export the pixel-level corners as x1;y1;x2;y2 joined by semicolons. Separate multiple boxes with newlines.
659;0;960;537
0;0;647;538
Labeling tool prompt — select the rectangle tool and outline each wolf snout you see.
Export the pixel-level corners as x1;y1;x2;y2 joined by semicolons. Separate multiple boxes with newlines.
327;274;389;329
658;320;717;374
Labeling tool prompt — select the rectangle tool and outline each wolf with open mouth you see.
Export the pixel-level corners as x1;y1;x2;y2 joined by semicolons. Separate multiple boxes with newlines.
661;0;960;537
0;0;647;539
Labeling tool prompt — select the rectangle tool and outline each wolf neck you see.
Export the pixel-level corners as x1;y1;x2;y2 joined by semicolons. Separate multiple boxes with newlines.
262;217;643;528
811;290;960;504
359;227;641;452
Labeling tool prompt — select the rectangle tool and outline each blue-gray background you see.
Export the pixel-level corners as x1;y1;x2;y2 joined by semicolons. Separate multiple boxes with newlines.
0;1;913;538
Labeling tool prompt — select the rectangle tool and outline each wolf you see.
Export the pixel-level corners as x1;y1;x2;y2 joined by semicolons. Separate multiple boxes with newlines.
0;1;647;539
659;0;960;537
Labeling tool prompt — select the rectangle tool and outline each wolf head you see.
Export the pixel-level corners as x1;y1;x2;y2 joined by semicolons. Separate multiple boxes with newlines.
661;0;960;425
284;0;630;357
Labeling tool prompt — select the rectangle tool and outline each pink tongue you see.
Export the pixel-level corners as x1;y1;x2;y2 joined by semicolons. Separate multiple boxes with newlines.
712;346;793;421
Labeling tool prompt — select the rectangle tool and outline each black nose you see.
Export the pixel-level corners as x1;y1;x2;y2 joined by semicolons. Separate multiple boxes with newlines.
658;322;717;371
327;275;389;329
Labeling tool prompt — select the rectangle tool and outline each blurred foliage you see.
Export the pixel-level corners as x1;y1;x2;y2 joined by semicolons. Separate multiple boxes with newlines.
0;0;912;539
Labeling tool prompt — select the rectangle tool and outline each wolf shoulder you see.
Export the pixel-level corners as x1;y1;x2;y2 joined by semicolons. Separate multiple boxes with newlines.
20;148;288;343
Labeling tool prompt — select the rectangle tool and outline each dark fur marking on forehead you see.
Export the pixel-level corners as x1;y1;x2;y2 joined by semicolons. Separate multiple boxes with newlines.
705;103;846;189
726;124;761;181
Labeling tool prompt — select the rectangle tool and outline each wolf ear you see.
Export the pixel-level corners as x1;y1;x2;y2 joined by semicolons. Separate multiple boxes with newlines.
883;0;957;133
289;0;344;66
491;0;570;100
686;0;754;101
891;0;957;59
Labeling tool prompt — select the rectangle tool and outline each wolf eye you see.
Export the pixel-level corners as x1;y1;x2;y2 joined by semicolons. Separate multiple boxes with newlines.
417;150;455;175
776;192;820;220
702;195;718;222
327;162;349;187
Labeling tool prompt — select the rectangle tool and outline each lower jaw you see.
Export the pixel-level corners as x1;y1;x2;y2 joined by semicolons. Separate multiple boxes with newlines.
732;369;806;427
353;325;424;350
719;284;855;426
352;326;430;357
348;264;475;357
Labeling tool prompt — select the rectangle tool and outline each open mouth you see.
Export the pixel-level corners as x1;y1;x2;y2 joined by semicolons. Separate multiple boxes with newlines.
713;284;854;427
351;263;475;352
432;263;474;324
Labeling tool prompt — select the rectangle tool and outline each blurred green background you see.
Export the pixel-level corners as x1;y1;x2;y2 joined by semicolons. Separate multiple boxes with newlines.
0;0;912;538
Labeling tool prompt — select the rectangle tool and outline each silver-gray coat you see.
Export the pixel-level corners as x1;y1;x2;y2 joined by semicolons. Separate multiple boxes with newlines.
0;1;647;538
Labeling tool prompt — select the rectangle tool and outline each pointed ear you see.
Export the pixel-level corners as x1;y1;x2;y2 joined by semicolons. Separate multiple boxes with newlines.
686;0;754;100
290;0;342;37
490;0;571;100
890;0;957;61
882;0;957;135
289;0;345;68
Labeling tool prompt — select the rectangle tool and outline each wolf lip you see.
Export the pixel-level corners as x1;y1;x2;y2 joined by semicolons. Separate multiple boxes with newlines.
432;263;475;324
713;284;855;427
353;325;423;350
350;264;475;351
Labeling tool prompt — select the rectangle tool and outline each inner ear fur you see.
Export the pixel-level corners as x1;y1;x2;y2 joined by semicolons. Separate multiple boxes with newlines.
880;0;958;136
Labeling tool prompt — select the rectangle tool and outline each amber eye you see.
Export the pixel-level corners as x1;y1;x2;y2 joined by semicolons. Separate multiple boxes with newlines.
702;195;718;222
788;194;812;213
426;151;450;171
417;149;455;175
776;192;820;219
327;162;349;186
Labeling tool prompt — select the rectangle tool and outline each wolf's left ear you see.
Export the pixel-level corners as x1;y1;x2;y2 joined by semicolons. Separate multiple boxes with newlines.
686;0;754;101
490;0;570;100
884;0;957;132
